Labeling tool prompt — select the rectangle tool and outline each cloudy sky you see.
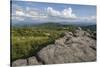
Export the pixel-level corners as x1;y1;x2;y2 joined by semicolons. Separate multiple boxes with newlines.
11;1;96;24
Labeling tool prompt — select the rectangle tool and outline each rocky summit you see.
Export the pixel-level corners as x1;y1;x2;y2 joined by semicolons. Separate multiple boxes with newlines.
12;28;96;66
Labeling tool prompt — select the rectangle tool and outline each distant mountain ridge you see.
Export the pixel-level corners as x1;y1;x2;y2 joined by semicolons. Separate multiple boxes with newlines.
12;20;96;27
12;22;96;31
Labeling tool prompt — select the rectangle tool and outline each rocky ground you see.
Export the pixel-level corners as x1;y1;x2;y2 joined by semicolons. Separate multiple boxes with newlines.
12;28;96;66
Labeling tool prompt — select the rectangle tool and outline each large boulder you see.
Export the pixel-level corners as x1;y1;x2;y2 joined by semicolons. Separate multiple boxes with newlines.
37;29;96;64
12;59;27;66
28;56;41;65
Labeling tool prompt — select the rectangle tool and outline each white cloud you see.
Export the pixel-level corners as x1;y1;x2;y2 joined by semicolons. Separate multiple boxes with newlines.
15;16;25;21
12;15;25;21
78;16;96;21
47;7;61;16
46;7;77;18
90;16;96;20
15;9;25;16
61;7;76;18
12;6;48;21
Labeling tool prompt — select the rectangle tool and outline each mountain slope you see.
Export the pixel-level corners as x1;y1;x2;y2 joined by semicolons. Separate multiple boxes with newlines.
12;28;96;66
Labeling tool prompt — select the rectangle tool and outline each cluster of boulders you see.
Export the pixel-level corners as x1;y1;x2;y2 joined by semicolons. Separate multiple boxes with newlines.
12;56;42;66
12;27;96;66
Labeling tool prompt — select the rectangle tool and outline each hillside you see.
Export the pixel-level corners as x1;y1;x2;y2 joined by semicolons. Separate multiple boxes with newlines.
81;25;96;31
12;27;96;66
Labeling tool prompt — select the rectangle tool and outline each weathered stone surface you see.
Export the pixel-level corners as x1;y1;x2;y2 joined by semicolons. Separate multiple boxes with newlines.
28;56;41;65
12;56;42;66
12;59;27;66
37;29;96;64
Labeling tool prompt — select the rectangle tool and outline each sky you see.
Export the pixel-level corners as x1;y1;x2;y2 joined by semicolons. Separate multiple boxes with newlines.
11;1;96;24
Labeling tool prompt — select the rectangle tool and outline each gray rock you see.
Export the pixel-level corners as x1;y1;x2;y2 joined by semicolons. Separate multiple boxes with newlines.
12;59;27;66
77;27;82;30
28;56;41;65
12;56;42;66
37;30;96;64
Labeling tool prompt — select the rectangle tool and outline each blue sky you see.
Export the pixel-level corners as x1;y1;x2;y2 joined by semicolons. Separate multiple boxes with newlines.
11;1;96;24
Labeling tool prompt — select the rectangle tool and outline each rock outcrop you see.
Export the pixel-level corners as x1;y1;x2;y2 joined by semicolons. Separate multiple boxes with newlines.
37;28;96;64
12;28;96;66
